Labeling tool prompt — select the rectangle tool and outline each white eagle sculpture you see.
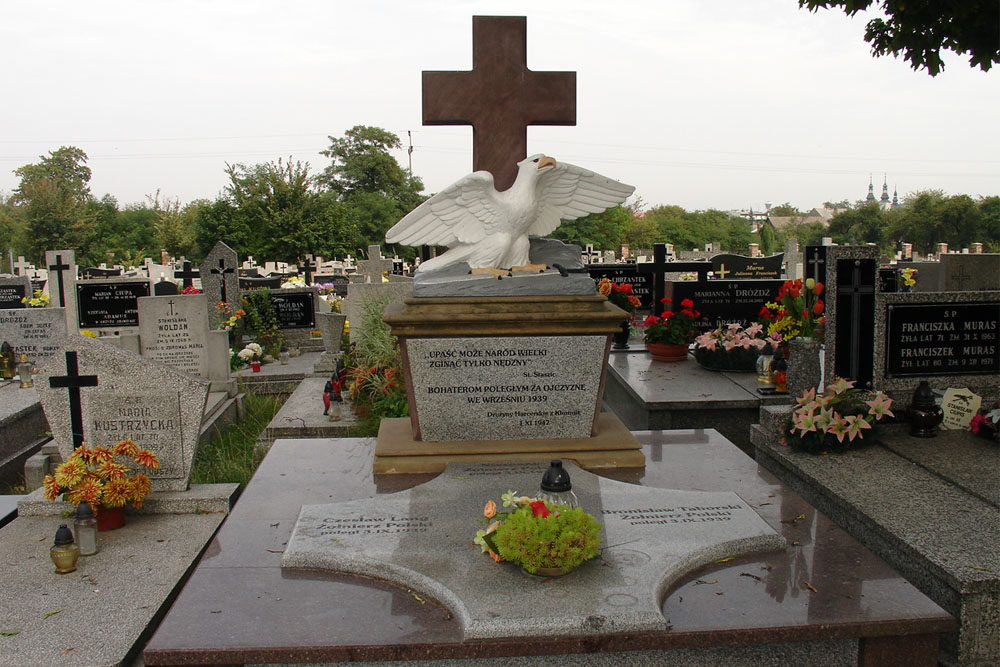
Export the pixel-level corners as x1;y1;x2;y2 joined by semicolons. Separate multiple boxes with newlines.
385;154;635;273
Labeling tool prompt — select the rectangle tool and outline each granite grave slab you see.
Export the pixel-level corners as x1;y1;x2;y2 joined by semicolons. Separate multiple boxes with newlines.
0;275;30;309
940;253;1000;292
138;293;212;377
200;240;240;326
406;335;606;441
0;306;68;364
282;460;785;640
34;334;209;491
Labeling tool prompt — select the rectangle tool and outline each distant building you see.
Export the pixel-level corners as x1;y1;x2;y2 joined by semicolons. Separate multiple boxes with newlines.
867;175;900;211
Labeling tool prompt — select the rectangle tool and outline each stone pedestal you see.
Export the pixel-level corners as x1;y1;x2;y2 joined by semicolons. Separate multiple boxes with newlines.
787;337;823;397
379;295;644;472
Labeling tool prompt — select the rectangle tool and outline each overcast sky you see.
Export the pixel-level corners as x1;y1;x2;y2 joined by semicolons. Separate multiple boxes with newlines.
2;1;996;214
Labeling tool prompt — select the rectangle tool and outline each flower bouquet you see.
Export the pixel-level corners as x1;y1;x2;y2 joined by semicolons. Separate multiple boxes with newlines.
640;297;702;361
783;378;894;454
693;322;782;372
759;278;825;342
970;402;1000;442
21;289;50;308
43;440;160;521
474;490;602;575
597;278;642;313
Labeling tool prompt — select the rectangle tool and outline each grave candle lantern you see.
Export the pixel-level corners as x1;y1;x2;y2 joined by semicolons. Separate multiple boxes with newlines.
537;460;578;509
17;353;33;388
907;380;943;437
50;524;79;574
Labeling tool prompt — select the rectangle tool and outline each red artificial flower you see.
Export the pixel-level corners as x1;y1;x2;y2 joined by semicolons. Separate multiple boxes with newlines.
813;299;824;315
660;297;672;304
644;315;662;326
530;500;550;518
814;282;825;295
619;283;634;294
970;413;987;434
680;298;694;309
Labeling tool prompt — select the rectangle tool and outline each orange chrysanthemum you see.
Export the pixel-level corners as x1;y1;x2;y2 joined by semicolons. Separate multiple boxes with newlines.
113;439;139;457
53;459;86;488
133;449;160;470
130;474;152;508
90;446;116;464
102;478;132;507
67;477;103;507
98;461;130;480
42;475;61;501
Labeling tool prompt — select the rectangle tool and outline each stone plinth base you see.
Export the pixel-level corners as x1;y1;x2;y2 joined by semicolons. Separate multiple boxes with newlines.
373;412;644;474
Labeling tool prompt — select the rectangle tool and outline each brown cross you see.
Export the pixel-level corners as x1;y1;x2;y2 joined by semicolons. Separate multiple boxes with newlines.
422;16;576;191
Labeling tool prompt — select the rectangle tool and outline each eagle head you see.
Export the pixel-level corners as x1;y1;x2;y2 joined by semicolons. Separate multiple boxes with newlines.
520;153;557;173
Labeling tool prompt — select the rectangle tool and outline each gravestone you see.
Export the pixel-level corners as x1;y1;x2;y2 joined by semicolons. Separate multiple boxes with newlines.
941;254;1000;292
874;291;999;399
709;253;783;280
0;307;68;363
201;241;240;325
13;256;32;277
422;15;576;190
825;246;879;390
81;266;122;279
0;275;30;309
76;277;152;333
282;461;784;639
270;288;317;329
803;245;826;284
239;275;282;290
343;281;413;344
137;294;214;378
669;280;784;333
312;274;349;297
35;334;209;491
636;244;712;315
153;278;179;296
354;245;394;284
45;249;79;333
174;260;200;290
587;265;654;310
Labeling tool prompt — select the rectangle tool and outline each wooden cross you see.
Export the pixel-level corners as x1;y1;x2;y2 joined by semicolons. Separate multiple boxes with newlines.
300;256;315;285
210;259;235;303
636;243;712;315
175;261;200;289
48;351;99;450
422;15;576;191
47;254;71;308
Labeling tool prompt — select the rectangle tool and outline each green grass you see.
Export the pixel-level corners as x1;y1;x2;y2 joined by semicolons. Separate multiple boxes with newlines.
190;392;287;489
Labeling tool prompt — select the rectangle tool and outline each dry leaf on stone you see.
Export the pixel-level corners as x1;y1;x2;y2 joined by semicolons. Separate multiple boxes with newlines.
694;579;718;585
411;592;425;604
43;609;62;619
804;582;819;593
60;646;77;655
1;629;21;636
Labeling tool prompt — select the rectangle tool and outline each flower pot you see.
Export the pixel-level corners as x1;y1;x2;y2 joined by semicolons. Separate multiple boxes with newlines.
647;343;689;362
612;321;631;350
96;505;125;531
693;346;759;372
523;565;575;577
251;360;261;372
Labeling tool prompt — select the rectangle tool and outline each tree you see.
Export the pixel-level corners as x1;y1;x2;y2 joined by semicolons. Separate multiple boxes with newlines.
823;200;852;210
768;202;801;217
758;223;779;255
828;202;889;248
551;205;628;251
799;0;1000;75
318;125;424;203
11;146;95;261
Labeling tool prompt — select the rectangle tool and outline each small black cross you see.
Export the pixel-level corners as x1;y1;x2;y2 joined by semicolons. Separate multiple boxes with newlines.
175;261;200;289
166;299;176;316
210;259;235;303
300;256;314;285
636;243;712;315
47;254;71;307
49;351;99;450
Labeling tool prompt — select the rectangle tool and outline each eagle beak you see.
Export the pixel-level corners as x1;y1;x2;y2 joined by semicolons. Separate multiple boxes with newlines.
537;156;557;170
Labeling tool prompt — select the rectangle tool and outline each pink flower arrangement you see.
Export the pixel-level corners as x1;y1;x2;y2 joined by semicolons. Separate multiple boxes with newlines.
783;379;894;454
694;322;782;352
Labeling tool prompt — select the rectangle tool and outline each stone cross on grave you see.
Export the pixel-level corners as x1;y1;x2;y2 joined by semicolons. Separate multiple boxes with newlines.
356;246;393;284
175;261;200;289
422;15;576;191
950;265;972;290
583;244;601;264
637;243;712;315
805;246;827;284
48;351;99;450
300;256;315;285
47;253;72;308
210;258;235;303
13;256;31;276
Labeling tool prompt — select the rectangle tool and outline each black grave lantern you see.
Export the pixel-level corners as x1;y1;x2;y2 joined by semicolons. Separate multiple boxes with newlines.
537;460;578;509
907;380;943;438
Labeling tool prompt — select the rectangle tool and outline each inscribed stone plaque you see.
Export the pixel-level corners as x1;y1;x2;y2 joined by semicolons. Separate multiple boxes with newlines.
282;461;784;640
0;307;68;363
710;253;783;280
76;279;151;328
669;280;783;333
35;333;209;491
885;301;999;377
270;289;316;329
940;254;1000;292
0;276;30;309
138;294;210;377
406;335;605;441
86;392;185;481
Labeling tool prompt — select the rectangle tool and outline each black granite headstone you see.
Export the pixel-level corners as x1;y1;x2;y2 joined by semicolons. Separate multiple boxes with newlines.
81;266;123;279
76;281;151;328
0;282;28;309
710;253;783;280
587;265;654;310
804;246;827;284
239;275;283;290
270;292;315;329
834;258;877;388
153;279;179;296
636;243;713;315
669;280;784;333
885;301;1000;378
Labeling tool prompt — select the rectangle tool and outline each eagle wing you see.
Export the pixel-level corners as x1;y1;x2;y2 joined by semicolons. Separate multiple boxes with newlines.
385;171;508;247
528;162;636;237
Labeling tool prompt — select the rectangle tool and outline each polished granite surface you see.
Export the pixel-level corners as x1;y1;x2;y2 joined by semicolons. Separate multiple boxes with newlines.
144;431;953;665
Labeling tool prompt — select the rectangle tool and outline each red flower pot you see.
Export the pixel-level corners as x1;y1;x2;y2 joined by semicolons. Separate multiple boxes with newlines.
647;343;689;362
251;360;261;372
96;505;125;531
